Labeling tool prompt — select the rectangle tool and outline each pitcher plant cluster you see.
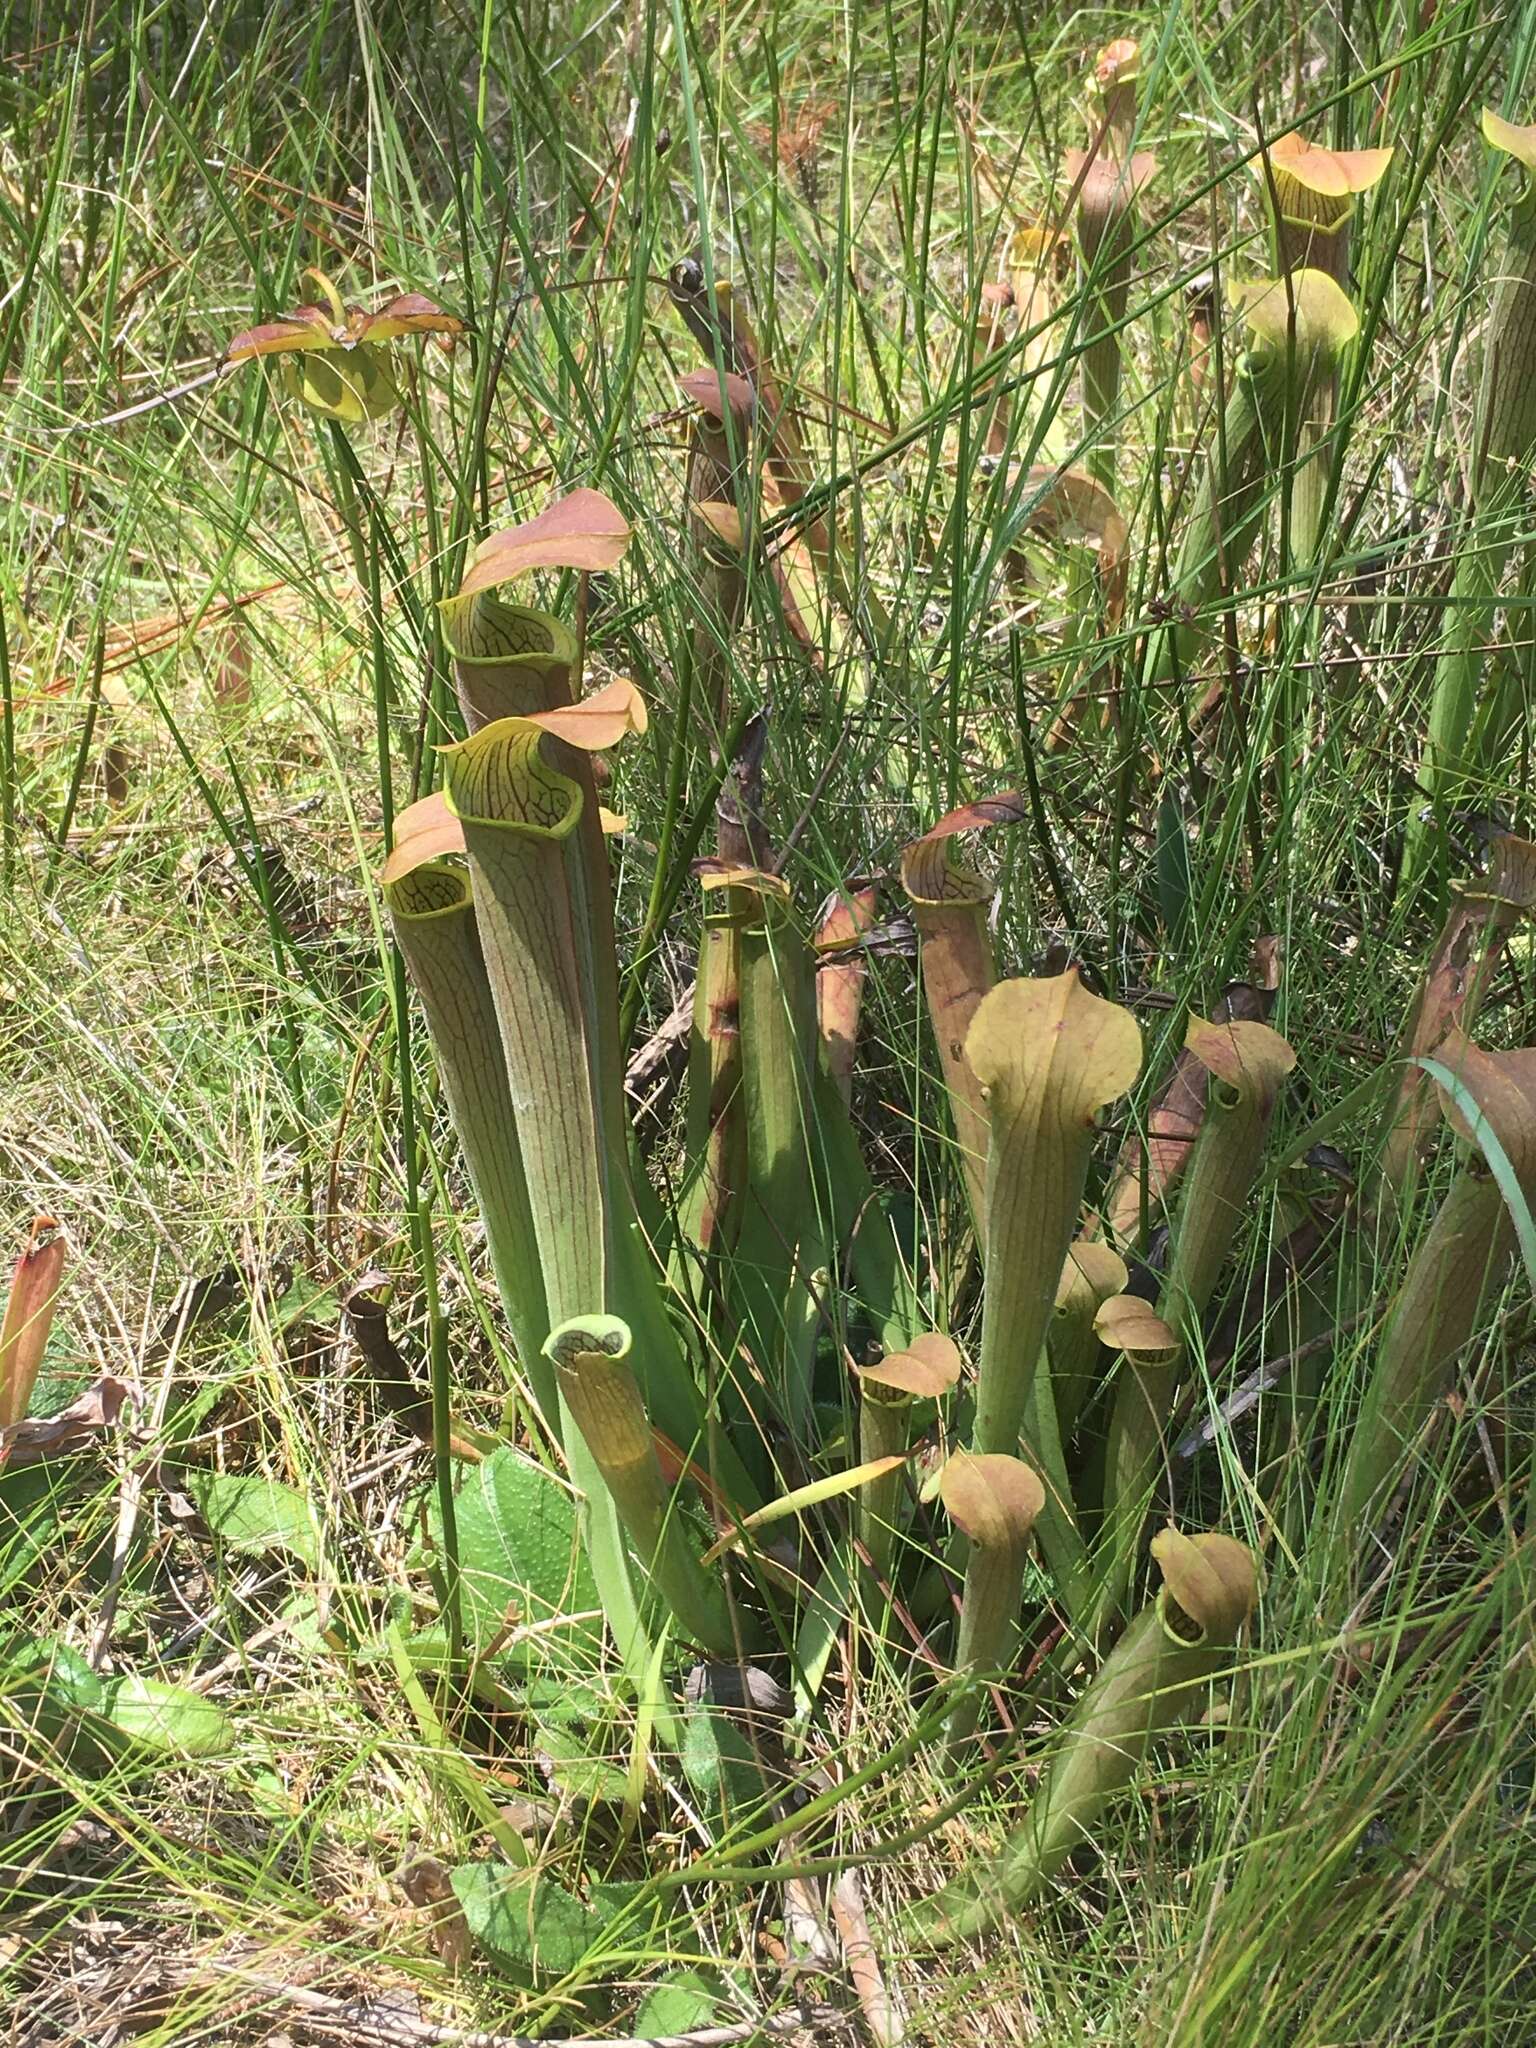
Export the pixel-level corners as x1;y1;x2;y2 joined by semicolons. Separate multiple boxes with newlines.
64;51;1534;1945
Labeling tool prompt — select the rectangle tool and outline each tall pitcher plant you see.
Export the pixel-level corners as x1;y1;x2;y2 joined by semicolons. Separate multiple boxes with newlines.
1260;131;1392;564
1410;112;1536;895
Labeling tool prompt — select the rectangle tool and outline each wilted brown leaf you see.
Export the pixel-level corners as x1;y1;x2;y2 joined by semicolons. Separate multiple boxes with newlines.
0;1371;134;1469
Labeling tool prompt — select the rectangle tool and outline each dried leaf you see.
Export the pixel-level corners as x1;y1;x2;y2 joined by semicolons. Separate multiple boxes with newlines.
344;1276;482;1461
1382;834;1536;1194
0;1371;134;1469
1431;1033;1536;1185
398;1854;475;1967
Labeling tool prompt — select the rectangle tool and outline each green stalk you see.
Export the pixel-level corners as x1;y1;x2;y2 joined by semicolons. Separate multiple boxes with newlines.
440;591;578;730
1;597;16;888
619;696;757;1052
939;1452;1046;1758
419;1197;463;1678
1334;1173;1510;1540
1067;41;1157;493
440;717;735;1484
710;867;827;1447
1085;1294;1183;1644
1409;114;1536;894
900;829;1000;1239
383;862;554;1418
1334;1037;1536;1548
1018;1369;1093;1640
907;1531;1258;1946
441;723;606;1326
856;1391;912;1583
966;973;1142;1459
1047;1239;1129;1442
544;1316;735;1657
855;1336;961;1580
1264;131;1393;563
679;886;747;1260
1139;348;1288;689
1158;1021;1297;1338
813;1061;923;1359
1094;1019;1293;1630
680;372;755;735
1140;271;1359;697
45;624;106;891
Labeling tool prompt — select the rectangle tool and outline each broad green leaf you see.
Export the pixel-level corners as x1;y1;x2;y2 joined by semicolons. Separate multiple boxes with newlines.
428;1446;599;1669
183;1470;320;1567
681;1697;769;1828
102;1675;234;1758
534;1719;631;1804
451;1865;650;1981
635;1971;722;2034
451;1865;599;1980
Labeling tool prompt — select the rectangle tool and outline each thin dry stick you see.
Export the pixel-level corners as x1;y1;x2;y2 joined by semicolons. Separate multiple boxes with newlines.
829;1868;905;2048
198;1961;848;2048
